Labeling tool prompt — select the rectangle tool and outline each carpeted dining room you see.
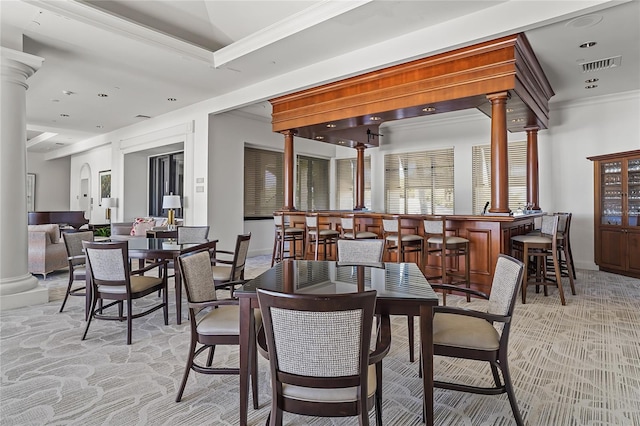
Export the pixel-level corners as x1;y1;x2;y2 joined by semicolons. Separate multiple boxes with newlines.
1;255;639;426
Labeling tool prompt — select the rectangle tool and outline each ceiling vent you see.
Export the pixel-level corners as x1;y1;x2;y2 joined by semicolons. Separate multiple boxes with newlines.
580;56;622;72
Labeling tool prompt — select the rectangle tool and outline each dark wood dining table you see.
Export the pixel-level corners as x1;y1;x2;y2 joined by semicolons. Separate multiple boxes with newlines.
96;237;218;324
235;260;439;426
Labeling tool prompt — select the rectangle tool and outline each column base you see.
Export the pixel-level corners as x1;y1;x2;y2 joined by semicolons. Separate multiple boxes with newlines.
0;274;48;310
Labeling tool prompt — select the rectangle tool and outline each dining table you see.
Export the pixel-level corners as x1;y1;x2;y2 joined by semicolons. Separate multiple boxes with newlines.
235;259;439;426
95;237;218;324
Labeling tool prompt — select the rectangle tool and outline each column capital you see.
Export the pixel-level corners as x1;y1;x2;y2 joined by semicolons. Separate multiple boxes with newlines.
486;91;510;101
1;47;43;88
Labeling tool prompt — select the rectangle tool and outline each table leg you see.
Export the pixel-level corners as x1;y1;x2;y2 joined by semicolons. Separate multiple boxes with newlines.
239;297;251;426
420;304;434;425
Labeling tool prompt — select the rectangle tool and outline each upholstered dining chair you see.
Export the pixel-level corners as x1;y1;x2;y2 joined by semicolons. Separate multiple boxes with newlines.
175;250;260;405
211;233;251;297
336;239;384;264
177;225;210;243
256;289;391;426
60;230;94;318
430;254;525;426
82;240;168;345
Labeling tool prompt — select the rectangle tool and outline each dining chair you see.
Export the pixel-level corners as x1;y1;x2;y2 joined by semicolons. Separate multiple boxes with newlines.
430;254;526;426
60;230;94;319
177;225;210;243
175;250;260;405
256;289;391;426
336;238;384;264
211;233;251;296
82;240;168;345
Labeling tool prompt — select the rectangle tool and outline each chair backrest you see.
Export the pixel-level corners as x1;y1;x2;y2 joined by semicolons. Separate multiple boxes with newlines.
556;212;570;235
305;213;319;229
423;216;445;236
487;254;525;334
63;231;94;265
178;251;217;314
257;289;376;387
83;240;129;289
337;239;384;263
178;226;210;243
340;216;355;234
230;233;252;281
540;214;559;239
381;216;399;233
273;212;285;228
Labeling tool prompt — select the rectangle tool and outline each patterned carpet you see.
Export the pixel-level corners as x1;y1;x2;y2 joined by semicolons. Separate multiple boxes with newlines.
1;256;639;425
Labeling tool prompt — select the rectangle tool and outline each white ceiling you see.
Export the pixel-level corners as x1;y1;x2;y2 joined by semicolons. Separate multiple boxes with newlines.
1;0;638;154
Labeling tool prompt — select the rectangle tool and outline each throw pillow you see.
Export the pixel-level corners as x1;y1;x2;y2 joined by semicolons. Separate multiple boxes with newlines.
130;217;155;236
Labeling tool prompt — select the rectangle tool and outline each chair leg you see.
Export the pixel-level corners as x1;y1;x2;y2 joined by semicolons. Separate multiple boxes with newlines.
551;251;566;305
271;231;278;267
497;356;524;426
82;295;98;341
163;284;169;325
175;336;198;402
250;326;259;409
59;276;74;313
564;244;577;295
126;299;133;345
375;361;383;426
520;244;529;304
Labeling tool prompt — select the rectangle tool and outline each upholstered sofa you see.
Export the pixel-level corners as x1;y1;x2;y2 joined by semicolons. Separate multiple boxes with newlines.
28;224;68;278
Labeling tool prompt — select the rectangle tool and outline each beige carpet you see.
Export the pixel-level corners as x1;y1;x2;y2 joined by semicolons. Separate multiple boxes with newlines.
1;257;639;425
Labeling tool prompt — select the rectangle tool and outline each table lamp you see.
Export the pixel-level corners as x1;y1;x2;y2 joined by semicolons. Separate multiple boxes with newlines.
102;197;116;221
162;193;181;229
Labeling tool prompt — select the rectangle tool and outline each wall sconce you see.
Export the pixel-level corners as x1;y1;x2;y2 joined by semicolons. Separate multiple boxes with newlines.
102;197;116;221
162;193;181;229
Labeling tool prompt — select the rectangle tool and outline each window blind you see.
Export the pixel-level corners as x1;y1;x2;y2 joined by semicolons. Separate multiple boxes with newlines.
244;147;284;218
296;155;330;211
472;140;527;214
336;157;371;210
384;148;454;214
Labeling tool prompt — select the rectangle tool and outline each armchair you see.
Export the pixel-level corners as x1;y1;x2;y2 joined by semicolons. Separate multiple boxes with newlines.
211;233;251;296
28;224;68;278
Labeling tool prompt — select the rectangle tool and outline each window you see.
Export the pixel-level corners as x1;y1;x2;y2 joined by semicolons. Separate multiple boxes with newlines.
149;152;184;217
336;157;371;210
384;148;454;214
296;155;329;211
244;147;284;218
472;140;527;214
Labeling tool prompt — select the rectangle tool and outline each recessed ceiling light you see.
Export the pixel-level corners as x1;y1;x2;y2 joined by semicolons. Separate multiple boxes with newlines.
98;93;108;97
135;115;151;119
370;116;381;121
326;123;337;128
338;140;346;144
585;78;599;83
585;84;598;89
506;108;514;113
511;118;524;123
51;99;60;103
60;113;69;117
55;142;65;146
422;106;436;112
62;90;75;96
96;125;104;128
579;41;597;48
167;98;177;102
315;136;324;140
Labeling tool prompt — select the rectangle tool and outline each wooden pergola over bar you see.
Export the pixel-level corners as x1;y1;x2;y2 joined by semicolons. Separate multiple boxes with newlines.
270;33;553;212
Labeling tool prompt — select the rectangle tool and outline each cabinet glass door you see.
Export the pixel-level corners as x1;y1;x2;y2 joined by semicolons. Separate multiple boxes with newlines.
601;161;622;225
627;157;640;227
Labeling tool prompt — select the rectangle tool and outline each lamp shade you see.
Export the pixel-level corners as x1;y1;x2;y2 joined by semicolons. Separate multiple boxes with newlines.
162;194;181;209
102;197;116;208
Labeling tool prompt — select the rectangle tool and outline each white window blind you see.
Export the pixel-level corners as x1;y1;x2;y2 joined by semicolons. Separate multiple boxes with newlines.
296;155;330;211
336;157;371;210
384;148;454;214
472;140;527;214
244;147;283;218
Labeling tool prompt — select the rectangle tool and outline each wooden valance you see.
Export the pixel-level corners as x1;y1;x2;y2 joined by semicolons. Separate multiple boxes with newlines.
270;33;553;147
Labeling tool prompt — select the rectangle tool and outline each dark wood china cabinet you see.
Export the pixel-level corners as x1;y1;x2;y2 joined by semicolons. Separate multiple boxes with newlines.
588;150;640;278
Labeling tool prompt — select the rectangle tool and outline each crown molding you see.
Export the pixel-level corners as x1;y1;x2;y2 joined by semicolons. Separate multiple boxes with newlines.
550;89;640;111
25;0;215;64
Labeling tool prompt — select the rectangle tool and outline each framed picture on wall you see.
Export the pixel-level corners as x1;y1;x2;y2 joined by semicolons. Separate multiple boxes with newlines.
99;170;111;205
27;173;36;211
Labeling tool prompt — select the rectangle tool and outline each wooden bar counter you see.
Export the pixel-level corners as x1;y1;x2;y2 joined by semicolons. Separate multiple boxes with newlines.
280;211;541;294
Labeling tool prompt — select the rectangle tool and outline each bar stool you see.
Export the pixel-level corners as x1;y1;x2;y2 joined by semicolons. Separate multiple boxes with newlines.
511;214;568;305
423;216;471;303
340;213;378;239
556;212;577;282
271;212;305;266
305;213;340;260
381;215;423;265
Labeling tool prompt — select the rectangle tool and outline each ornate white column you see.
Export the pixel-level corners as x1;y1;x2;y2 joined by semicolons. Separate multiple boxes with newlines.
0;47;47;310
